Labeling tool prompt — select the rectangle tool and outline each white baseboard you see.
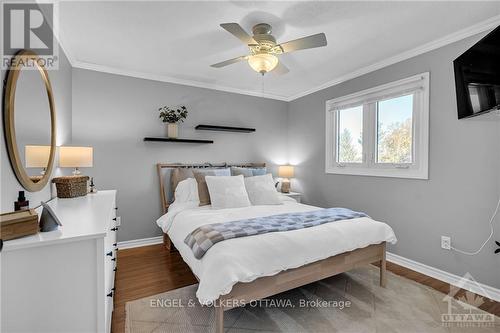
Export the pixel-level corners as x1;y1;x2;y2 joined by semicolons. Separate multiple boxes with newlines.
118;236;163;249
387;252;500;302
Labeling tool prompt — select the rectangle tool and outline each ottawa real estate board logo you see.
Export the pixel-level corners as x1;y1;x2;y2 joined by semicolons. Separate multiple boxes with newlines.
2;2;58;69
441;273;495;328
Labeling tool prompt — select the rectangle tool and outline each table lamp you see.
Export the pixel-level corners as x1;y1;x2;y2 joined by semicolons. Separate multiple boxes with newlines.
25;145;51;175
278;165;294;193
59;146;93;175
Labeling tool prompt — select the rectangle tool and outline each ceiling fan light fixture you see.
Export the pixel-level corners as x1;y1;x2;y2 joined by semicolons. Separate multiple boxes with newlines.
248;53;278;74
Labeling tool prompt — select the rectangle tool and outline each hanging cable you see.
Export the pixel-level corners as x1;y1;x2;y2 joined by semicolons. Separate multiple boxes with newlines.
450;196;500;255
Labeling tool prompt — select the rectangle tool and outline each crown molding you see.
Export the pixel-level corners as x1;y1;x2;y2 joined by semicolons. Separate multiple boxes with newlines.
58;13;500;102
288;14;500;101
72;61;290;101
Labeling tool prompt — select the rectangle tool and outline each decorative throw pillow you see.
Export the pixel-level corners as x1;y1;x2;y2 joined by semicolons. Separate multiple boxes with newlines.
244;174;282;205
174;178;199;204
251;167;267;176
205;175;251;209
193;170;216;206
230;167;253;177
171;168;194;193
231;167;267;177
209;167;231;176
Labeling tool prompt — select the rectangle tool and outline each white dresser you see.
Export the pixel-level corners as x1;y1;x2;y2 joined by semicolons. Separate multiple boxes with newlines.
1;190;118;333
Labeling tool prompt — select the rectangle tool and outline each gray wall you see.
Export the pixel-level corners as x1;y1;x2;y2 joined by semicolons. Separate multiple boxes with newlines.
71;69;288;242
288;32;500;288
1;47;72;212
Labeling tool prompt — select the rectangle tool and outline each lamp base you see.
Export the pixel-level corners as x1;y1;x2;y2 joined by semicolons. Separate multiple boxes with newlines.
281;179;291;193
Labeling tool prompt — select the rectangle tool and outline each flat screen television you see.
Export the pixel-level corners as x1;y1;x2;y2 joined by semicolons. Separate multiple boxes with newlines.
454;26;500;119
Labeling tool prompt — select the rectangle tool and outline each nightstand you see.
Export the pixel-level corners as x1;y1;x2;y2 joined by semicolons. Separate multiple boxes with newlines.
281;191;302;203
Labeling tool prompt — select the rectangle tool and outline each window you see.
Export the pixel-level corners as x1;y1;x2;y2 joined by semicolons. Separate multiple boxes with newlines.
326;73;429;179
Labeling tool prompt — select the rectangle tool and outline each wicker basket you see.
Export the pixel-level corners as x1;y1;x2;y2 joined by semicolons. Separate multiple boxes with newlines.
52;176;89;198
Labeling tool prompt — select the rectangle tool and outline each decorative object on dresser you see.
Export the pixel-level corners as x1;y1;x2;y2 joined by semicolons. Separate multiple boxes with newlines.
14;191;29;211
39;201;63;232
1;191;118;333
89;177;98;193
3;50;56;192
278;165;295;193
195;124;256;133
59;146;93;175
0;209;38;240
52;176;90;198
158;105;188;138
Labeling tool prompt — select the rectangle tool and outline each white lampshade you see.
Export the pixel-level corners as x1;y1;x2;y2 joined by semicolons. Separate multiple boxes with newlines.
278;165;295;179
248;53;278;74
59;146;93;168
25;145;51;168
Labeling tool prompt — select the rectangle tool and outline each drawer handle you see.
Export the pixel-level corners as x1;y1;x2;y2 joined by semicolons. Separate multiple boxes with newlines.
113;243;117;247
115;207;118;210
107;292;113;297
111;258;116;261
106;251;113;257
113;218;117;221
111;227;118;231
114;267;117;272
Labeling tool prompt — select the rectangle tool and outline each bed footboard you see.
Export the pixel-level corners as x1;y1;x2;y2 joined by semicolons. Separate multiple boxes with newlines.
214;242;387;333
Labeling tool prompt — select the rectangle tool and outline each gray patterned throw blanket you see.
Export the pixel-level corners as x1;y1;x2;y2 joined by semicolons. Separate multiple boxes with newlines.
184;208;368;259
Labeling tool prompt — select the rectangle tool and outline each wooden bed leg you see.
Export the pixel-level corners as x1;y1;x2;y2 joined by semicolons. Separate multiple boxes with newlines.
215;305;224;333
380;242;387;288
163;233;177;253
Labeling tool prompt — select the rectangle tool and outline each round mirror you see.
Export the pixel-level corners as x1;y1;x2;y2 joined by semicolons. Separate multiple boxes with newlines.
4;50;56;192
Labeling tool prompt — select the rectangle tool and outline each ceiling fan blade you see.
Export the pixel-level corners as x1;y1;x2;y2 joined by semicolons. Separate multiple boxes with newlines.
220;23;256;45
279;33;327;53
210;56;248;68
273;61;290;75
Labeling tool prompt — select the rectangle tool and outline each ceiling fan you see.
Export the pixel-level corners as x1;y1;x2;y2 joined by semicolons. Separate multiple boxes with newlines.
211;23;327;75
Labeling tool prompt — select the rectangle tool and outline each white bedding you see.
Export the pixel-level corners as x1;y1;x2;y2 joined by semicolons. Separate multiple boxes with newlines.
156;197;397;304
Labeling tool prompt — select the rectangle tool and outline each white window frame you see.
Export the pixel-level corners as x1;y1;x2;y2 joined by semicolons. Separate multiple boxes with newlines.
325;72;429;179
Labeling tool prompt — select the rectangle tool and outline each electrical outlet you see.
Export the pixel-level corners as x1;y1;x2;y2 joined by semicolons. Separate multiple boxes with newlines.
116;216;121;227
441;236;451;250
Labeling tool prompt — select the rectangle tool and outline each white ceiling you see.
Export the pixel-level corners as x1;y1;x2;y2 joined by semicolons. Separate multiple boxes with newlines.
58;1;500;101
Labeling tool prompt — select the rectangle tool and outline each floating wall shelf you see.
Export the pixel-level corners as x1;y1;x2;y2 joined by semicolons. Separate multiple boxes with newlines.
195;125;256;133
143;137;214;144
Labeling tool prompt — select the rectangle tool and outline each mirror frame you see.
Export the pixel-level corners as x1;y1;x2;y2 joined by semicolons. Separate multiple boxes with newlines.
3;49;56;192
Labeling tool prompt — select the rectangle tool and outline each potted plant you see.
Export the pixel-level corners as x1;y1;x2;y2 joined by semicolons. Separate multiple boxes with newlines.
158;105;188;138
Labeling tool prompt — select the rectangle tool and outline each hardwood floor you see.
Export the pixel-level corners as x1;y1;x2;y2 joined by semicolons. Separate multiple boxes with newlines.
111;244;499;332
111;244;197;333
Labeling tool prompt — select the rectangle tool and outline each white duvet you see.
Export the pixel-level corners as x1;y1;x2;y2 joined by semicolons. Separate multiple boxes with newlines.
157;197;397;304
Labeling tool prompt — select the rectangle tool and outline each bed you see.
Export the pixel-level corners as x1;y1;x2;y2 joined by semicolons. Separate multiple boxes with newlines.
156;163;397;333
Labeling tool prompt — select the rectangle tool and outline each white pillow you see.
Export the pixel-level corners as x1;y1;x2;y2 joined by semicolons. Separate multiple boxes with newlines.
244;174;283;205
174;178;199;204
205;175;251;209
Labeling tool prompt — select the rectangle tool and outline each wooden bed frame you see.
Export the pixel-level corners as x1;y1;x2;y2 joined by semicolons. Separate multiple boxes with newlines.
157;162;387;333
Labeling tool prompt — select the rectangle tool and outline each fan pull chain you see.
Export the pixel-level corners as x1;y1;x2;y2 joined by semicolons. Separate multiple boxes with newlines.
261;74;265;96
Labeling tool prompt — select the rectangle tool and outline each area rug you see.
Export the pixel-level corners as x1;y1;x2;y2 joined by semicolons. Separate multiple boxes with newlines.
125;266;498;333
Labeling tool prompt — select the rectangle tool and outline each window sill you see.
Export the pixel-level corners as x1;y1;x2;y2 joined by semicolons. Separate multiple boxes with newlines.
325;166;428;180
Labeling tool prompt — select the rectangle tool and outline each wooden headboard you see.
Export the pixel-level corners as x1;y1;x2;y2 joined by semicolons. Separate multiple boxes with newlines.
157;162;266;214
